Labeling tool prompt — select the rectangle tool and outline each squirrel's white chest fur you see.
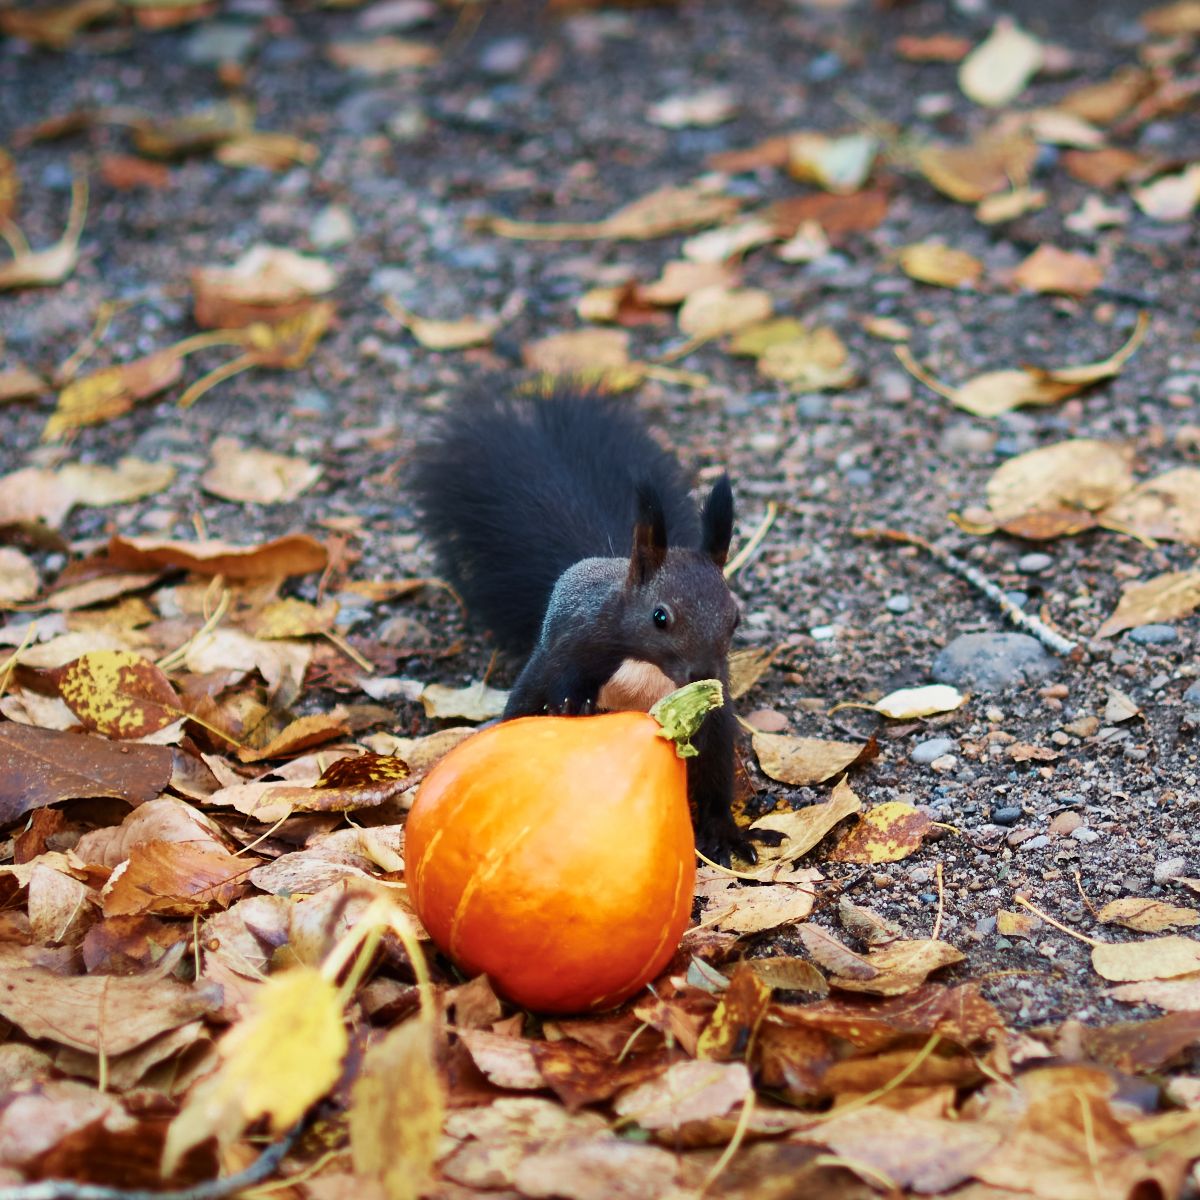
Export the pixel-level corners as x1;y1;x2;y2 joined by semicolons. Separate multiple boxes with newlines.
597;658;678;712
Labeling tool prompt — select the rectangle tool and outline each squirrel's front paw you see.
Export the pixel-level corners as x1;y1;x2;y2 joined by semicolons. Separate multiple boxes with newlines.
545;692;597;717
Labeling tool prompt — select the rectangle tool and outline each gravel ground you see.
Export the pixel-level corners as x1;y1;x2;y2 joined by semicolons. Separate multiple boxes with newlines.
2;0;1199;1032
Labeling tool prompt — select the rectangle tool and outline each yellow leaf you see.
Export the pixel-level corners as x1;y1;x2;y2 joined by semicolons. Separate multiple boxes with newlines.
521;328;633;379
0;174;87;291
164;966;348;1174
757;325;854;389
829;939;964;995
916;133;1037;203
1099;899;1200;934
750;776;862;864
43;348;184;440
350;1019;444;1200
54;649;181;738
787;132;878;194
898;243;982;288
986;440;1134;524
873;685;965;719
829;802;934;864
958;19;1044;107
1096;570;1200;639
386;301;497;350
1011;245;1104;297
752;732;872;786
214;132;320;171
677;285;773;340
1092;936;1200;982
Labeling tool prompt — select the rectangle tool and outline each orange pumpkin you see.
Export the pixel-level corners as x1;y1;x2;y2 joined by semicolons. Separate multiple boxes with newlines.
405;706;699;1014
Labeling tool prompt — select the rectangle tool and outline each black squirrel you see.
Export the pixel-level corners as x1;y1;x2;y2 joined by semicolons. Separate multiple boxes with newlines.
412;381;762;865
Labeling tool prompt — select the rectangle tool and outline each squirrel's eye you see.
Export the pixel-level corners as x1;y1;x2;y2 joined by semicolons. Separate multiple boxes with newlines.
652;604;672;629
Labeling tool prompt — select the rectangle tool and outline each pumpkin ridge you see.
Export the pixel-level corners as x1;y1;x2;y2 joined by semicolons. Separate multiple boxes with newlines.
448;819;537;959
411;824;445;899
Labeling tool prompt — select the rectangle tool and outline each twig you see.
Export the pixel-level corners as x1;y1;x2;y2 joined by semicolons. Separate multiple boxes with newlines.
724;501;777;579
0;1123;302;1200
855;527;1078;656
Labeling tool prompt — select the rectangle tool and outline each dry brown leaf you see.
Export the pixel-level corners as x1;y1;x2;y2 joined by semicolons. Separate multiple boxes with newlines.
250;597;339;639
0;547;39;607
677;286;773;340
201;437;322;505
1058;68;1153;125
1064;147;1162;188
752;731;873;786
958;19;1043;107
102;841;250;917
99;153;171;190
1099;899;1200;934
705;880;819;934
1096;570;1200;639
639;260;739;306
1092;936;1200;982
975;186;1047;224
756;325;855;389
106;532;328;579
481;183;740;242
328;37;437;73
986;440;1134;524
386;301;497;350
192;244;336;329
214;132;320;171
750;776;863;864
767;188;891;239
829;802;935;864
75;797;230;868
52;649;182;738
521;328;632;376
1100;467;1200;545
1143;1;1200;34
0;944;219;1054
830;939;965;995
916;133;1037;203
898;243;983;288
1133;164;1200;221
787;132;878;194
0;174;87;291
746;956;829;994
1011;244;1105;296
132;99;253;158
726;645;777;699
895;33;972;62
647;87;736;129
0;364;48;402
420;681;508;722
0;0;117;48
457;1029;545;1091
613;1060;751;1130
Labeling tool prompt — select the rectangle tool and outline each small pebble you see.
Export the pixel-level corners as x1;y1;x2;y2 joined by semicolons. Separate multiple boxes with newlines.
1049;811;1082;836
930;754;958;773
933;632;1057;692
909;867;932;885
745;708;789;733
1019;835;1051;852
1154;857;1188;884
1184;681;1200;705
1017;552;1053;574
810;624;837;641
479;36;530;76
1071;828;1100;844
1129;624;1178;645
992;806;1023;825
310;204;356;250
911;736;955;764
795;394;829;421
885;594;911;614
918;892;938;905
185;21;258;65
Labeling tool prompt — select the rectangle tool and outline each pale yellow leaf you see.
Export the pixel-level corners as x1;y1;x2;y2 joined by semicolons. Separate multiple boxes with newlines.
958;19;1044;107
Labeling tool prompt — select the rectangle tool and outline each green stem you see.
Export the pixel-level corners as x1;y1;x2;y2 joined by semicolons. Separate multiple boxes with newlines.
649;679;724;759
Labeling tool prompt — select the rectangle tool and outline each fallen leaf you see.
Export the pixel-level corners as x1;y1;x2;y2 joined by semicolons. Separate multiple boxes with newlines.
421;680;508;722
132;99;253;158
976;186;1047;224
1104;688;1141;723
767;188;891;238
1107;464;1200;541
726;645;777;699
898;243;983;288
613;1060;751;1130
349;1018;444;1200
1065;194;1129;234
1099;899;1200;934
752;732;874;786
830;802;935;863
457;1029;545;1091
106;532;328;579
0;547;39;607
385;301;497;350
0;0;116;49
787;132;878;194
746;956;829;994
696;964;772;1061
1096;571;1200;638
102;842;250;917
916;133;1037;203
1143;1;1200;34
0;944;218;1054
164;965;348;1172
705;880;819;933
997;909;1041;938
201;437;322;505
756;325;855;389
192;244;336;329
829;939;965;995
75;797;230;868
214;132;320;171
1092;936;1200;982
647;87;736;128
959;19;1044;107
861;315;911;342
52;650;182;738
328;37;437;73
895;33;971;62
1108;979;1200;1011
872;685;965;719
750;777;863;864
58;458;177;507
0;146;19;219
0;174;87;291
681;217;777;264
639;260;739;306
1011;245;1105;296
99;153;171;190
522;328;632;376
1133;164;1200;221
0;364;48;402
481;183;740;242
775;219;831;263
1063;147;1162;188
677;286;773;341
986;440;1134;524
1058;67;1153;125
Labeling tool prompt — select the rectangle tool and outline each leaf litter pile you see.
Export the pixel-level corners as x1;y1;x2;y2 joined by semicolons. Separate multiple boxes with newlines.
2;0;1200;1197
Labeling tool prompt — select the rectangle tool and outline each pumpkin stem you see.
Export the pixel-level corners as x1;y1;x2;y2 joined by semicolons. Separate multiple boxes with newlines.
649;679;724;759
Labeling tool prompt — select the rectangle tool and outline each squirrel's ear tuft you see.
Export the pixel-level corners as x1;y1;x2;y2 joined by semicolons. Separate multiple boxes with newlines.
701;475;734;569
628;483;668;587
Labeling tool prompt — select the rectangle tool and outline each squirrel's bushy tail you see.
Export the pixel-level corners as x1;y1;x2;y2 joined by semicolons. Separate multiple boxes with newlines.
411;381;700;655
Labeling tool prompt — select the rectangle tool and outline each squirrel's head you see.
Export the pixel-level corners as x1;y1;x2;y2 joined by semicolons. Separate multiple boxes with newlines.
619;477;739;684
